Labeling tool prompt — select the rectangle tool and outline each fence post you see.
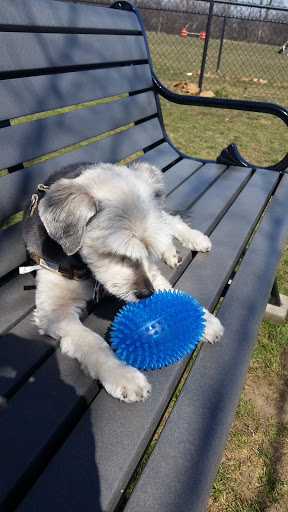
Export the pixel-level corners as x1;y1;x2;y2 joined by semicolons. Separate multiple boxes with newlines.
198;0;214;93
216;15;227;73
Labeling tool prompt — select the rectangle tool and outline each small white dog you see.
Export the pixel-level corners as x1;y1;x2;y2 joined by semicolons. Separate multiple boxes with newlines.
23;162;223;402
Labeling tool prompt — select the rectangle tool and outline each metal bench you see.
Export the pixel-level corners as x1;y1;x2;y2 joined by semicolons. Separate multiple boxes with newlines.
1;0;288;510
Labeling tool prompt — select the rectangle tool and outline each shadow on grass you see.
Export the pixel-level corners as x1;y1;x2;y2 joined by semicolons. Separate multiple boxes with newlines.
246;348;288;512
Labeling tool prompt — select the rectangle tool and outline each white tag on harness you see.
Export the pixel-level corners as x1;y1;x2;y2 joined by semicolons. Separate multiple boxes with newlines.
19;265;42;274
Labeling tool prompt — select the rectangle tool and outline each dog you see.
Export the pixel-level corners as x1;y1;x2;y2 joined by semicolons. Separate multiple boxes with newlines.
22;161;223;403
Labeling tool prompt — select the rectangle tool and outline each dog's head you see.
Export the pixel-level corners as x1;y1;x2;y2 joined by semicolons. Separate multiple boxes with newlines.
38;162;173;301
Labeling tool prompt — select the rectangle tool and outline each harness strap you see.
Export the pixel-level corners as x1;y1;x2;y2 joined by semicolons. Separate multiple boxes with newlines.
29;252;91;281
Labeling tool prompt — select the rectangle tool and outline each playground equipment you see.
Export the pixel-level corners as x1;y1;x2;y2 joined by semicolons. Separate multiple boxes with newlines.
181;28;206;40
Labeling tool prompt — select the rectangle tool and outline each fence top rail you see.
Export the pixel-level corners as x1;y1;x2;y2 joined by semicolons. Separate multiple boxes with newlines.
134;0;288;15
206;0;288;13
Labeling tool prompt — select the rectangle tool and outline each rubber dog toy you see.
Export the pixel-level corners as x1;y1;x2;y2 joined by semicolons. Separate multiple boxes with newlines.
110;289;205;370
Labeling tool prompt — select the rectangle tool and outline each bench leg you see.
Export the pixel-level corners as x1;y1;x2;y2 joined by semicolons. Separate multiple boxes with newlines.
264;279;288;324
268;279;281;306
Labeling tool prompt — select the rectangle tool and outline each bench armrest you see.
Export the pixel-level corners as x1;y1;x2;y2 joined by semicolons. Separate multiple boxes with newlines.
113;1;288;173
153;75;288;172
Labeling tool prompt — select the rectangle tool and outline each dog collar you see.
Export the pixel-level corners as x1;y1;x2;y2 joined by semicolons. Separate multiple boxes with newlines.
23;252;91;281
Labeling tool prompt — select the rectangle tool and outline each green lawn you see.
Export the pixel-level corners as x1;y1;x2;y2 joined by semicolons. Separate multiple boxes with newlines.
160;99;287;169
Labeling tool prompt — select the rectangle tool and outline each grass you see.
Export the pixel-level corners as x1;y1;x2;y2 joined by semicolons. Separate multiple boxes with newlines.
160;99;288;168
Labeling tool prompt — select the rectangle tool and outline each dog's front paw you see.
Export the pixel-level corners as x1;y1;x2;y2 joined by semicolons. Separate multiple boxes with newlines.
193;233;212;252
183;232;212;253
202;309;224;343
103;364;151;403
163;246;183;269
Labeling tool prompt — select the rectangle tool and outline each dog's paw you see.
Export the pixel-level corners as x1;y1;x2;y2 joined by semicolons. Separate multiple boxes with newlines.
182;232;212;253
103;365;151;403
162;246;183;269
202;309;224;343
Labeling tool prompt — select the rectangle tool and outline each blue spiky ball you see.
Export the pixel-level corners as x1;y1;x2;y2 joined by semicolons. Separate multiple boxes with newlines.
110;290;205;370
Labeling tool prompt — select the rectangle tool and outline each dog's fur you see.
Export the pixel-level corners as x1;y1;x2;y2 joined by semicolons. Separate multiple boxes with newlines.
23;162;223;402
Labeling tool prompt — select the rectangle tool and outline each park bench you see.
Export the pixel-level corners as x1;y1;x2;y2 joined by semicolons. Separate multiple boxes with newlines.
1;0;288;510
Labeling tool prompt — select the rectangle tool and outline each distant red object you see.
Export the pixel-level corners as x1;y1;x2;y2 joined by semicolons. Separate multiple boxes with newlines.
181;28;206;40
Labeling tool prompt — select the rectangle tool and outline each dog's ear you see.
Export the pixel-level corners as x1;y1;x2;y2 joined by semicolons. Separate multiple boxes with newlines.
129;162;166;200
38;178;97;255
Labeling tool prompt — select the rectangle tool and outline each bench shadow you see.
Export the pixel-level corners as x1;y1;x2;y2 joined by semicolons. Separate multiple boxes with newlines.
246;346;288;511
0;332;102;511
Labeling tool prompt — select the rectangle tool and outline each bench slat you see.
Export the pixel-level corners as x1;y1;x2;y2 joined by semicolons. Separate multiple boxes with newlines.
0;33;147;78
123;173;288;512
15;166;272;512
134;143;181;172
0;348;100;511
0;65;153;122
18;355;192;512
0;0;141;33
0;92;157;171
0;314;55;401
0;223;26;278
165;163;227;210
0;119;164;222
164;159;203;196
190;165;253;234
0;274;35;336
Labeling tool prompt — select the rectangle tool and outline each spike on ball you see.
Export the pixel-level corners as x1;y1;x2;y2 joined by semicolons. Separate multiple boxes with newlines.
110;289;206;370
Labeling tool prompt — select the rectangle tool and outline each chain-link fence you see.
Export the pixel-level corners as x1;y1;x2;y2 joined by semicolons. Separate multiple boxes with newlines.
140;0;288;106
93;0;288;107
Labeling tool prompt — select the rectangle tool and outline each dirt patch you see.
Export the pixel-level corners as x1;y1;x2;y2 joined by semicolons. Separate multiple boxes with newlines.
243;374;288;423
173;80;215;97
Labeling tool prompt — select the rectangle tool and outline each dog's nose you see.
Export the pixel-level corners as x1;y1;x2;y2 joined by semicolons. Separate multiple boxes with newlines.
135;285;155;300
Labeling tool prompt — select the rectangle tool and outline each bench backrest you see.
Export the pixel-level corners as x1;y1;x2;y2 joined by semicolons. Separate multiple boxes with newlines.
0;0;169;280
